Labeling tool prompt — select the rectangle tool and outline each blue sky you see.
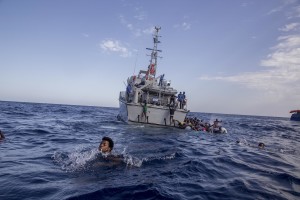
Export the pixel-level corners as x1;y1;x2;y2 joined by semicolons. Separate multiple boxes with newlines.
0;0;299;117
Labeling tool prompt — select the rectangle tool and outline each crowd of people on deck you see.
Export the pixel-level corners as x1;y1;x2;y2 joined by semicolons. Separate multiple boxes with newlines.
125;73;189;109
176;117;224;133
177;92;186;109
169;91;187;110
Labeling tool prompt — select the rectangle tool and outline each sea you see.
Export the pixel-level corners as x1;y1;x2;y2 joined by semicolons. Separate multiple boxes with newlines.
0;101;299;200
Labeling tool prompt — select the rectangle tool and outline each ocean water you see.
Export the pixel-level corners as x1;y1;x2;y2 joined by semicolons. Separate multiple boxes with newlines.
0;101;299;200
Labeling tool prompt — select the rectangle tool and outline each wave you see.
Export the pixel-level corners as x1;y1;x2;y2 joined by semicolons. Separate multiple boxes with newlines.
66;183;175;200
100;125;119;130
122;152;177;167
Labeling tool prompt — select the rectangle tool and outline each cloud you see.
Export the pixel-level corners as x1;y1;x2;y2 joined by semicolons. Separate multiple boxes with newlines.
267;0;300;20
261;35;300;67
174;22;191;31
133;6;147;20
267;6;283;15
134;10;147;21
100;39;132;57
199;0;300;100
287;5;300;19
119;15;153;37
127;23;134;30
279;22;300;31
182;22;191;30
142;26;155;34
82;33;89;38
199;34;300;99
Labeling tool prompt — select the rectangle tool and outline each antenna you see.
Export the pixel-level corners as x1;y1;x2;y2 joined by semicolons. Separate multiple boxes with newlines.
145;26;163;78
146;48;162;52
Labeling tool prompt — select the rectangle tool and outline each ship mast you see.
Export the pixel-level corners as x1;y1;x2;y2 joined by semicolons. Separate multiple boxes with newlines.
146;26;162;79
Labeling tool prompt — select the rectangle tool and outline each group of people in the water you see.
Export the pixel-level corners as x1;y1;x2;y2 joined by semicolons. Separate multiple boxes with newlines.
1;128;267;170
99;136;266;165
176;117;226;133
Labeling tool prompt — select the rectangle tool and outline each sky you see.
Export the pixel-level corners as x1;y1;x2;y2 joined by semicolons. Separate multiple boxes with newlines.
0;0;300;117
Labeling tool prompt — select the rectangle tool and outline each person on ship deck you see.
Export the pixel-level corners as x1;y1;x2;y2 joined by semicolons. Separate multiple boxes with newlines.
170;94;177;106
126;84;132;102
158;74;164;87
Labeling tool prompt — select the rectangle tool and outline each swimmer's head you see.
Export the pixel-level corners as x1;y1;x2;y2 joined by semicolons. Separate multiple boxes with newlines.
99;136;114;153
0;130;5;140
258;142;265;149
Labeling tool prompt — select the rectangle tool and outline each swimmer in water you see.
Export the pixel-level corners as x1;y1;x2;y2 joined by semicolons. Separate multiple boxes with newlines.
258;142;265;149
0;130;5;140
94;136;123;167
236;140;266;150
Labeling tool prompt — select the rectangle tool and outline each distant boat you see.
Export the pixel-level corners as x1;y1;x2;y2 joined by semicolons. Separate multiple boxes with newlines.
118;27;189;126
290;110;300;121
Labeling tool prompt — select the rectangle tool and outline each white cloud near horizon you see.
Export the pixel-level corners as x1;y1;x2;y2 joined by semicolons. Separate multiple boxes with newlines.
199;34;300;99
100;39;132;57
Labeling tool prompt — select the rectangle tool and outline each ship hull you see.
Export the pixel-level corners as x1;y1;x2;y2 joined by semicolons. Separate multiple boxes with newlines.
119;99;188;127
290;113;300;121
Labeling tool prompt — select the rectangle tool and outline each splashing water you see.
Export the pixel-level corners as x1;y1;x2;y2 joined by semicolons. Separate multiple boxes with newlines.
52;146;99;172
